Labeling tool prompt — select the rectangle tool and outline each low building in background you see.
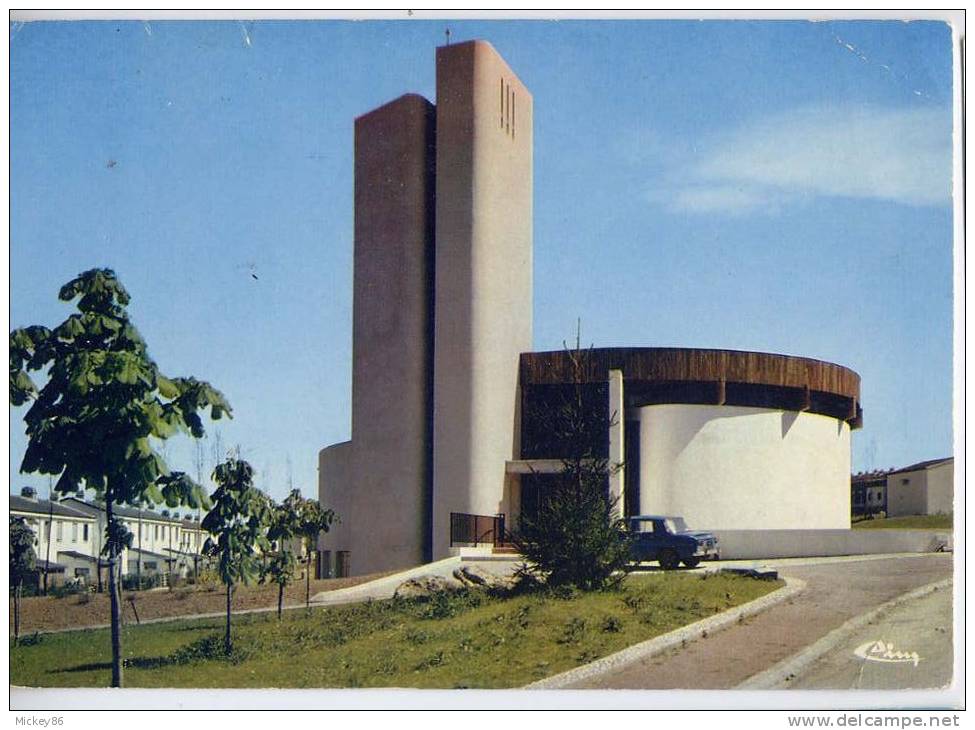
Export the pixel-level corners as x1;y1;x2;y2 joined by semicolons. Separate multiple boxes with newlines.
63;497;207;580
885;457;954;517
10;487;98;586
9;487;209;588
851;469;891;518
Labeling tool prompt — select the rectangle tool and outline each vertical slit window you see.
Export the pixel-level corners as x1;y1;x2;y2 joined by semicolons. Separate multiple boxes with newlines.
504;84;511;132
500;77;505;128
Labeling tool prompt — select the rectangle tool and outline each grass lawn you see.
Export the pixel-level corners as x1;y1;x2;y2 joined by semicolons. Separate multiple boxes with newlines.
852;514;953;530
11;572;781;689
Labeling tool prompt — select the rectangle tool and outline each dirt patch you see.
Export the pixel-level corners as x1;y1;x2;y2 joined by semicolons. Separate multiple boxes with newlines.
10;572;397;634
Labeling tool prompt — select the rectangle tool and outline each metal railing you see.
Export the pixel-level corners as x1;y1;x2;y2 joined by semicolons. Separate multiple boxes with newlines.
449;512;506;547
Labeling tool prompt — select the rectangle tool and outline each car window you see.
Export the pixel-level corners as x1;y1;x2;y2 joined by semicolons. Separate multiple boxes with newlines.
630;519;655;534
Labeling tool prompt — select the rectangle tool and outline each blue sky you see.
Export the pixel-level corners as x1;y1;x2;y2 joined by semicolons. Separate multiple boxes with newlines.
9;19;956;503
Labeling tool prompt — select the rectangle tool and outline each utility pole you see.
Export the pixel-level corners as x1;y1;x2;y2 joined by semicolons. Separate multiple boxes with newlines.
137;500;143;588
43;476;53;595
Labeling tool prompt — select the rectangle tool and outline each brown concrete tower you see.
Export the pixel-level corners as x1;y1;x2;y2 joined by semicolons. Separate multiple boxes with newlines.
319;94;436;574
319;40;532;574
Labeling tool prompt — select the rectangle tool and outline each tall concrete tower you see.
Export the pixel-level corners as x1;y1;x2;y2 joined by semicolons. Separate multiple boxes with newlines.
319;40;531;575
431;41;533;558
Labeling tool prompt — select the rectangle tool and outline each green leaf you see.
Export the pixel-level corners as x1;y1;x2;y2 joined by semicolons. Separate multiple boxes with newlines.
10;370;37;405
156;375;179;399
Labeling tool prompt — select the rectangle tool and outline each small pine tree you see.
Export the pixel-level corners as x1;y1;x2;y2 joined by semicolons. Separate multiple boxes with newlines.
513;342;632;591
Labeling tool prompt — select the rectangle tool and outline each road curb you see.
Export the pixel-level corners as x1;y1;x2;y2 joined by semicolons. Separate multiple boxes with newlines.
523;576;806;689
736;577;952;689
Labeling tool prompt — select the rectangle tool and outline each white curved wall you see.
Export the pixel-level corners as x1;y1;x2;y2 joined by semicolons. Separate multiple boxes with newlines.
637;404;851;530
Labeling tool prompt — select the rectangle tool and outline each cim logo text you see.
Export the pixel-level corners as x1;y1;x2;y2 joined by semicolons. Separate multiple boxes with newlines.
854;640;921;667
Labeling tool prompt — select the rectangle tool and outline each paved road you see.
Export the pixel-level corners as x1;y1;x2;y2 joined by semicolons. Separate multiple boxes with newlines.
569;553;953;689
788;583;953;690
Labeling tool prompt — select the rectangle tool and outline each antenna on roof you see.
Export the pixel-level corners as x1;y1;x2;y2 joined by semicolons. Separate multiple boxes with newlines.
445;27;451;46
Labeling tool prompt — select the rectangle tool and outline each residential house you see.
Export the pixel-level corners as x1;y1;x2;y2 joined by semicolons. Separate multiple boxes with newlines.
885;457;954;517
851;469;890;518
10;486;99;586
63;497;208;579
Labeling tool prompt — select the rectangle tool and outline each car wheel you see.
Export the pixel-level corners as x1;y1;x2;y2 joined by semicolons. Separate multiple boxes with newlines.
683;558;700;568
659;550;680;571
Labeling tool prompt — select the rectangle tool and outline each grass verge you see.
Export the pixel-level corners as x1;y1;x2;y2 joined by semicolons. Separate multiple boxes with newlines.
852;514;952;530
11;572;781;689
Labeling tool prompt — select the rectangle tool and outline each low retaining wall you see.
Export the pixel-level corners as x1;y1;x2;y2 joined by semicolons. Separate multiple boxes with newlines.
712;529;950;561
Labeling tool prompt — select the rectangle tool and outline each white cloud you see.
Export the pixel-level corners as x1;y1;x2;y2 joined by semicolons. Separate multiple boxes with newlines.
652;105;952;214
660;185;768;215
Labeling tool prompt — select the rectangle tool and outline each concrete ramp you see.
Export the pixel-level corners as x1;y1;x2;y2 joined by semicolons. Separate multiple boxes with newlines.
713;529;951;561
309;556;462;606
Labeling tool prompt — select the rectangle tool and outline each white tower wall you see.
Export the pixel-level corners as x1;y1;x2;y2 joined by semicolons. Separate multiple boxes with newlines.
432;41;533;558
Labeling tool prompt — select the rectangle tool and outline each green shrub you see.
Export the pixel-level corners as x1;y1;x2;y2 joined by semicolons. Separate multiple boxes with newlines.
121;574;164;591
49;581;87;599
414;650;447;671
404;628;430;645
15;632;43;647
170;634;253;665
556;616;588;645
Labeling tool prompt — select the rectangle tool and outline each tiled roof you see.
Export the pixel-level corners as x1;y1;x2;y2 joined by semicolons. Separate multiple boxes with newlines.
10;495;96;519
56;550;109;565
62;498;203;528
36;559;66;572
127;547;175;561
889;457;954;475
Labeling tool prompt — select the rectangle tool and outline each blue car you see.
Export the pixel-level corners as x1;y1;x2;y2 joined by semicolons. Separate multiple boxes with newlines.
628;515;720;570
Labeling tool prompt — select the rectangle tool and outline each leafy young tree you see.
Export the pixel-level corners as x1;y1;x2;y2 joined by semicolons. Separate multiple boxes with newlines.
513;341;632;591
262;492;303;620
9;268;230;686
295;495;336;609
10;516;37;645
202;457;271;655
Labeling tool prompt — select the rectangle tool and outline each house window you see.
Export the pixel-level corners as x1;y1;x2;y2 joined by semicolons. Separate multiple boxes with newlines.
75;567;90;579
56;521;63;541
83;524;89;542
144;561;157;571
72;522;78;543
44;521;51;540
155;525;159;540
